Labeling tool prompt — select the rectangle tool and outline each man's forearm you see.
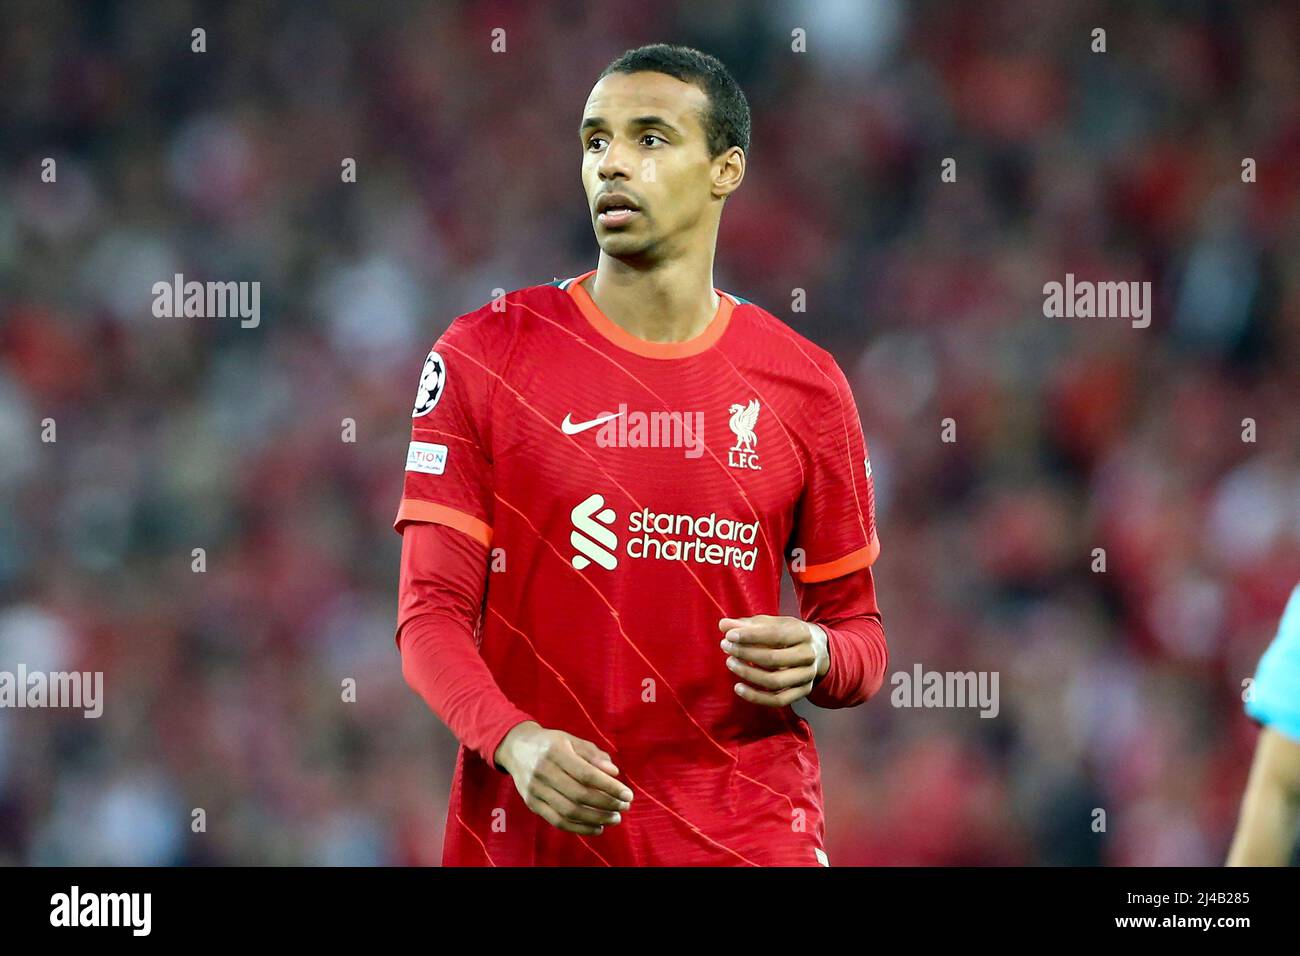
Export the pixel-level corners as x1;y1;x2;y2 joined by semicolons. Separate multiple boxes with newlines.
399;612;535;771
806;616;887;708
796;567;888;709
396;520;533;772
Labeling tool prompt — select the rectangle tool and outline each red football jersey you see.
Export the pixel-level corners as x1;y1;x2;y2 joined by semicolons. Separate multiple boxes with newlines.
394;269;880;865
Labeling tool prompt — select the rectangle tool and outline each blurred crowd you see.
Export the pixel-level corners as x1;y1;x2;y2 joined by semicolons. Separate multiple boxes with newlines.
1;0;1297;865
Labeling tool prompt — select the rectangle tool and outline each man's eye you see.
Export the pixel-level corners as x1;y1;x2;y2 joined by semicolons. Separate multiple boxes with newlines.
641;134;665;146
586;137;607;151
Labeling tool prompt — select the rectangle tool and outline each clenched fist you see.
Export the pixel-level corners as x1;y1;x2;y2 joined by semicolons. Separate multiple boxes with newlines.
718;615;830;707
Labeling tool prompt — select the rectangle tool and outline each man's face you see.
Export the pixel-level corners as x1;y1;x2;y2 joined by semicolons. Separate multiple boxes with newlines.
580;71;724;259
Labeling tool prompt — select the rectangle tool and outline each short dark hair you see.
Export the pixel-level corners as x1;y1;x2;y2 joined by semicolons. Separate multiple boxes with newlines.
597;44;750;158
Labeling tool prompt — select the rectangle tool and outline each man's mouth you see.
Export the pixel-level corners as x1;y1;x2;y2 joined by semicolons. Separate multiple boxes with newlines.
597;205;640;226
596;193;642;227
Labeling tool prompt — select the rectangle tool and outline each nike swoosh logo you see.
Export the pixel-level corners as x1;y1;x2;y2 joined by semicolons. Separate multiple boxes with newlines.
561;411;624;435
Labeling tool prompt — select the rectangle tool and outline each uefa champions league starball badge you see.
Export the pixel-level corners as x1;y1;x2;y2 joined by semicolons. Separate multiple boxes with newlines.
412;349;446;417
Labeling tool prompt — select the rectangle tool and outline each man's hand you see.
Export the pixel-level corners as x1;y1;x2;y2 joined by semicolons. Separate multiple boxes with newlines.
494;721;633;835
718;615;830;707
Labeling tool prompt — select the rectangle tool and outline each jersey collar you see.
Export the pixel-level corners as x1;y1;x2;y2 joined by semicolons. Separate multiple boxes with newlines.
564;269;736;359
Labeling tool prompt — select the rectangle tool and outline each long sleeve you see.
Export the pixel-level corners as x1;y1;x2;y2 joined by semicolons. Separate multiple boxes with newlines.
794;566;888;709
396;520;534;773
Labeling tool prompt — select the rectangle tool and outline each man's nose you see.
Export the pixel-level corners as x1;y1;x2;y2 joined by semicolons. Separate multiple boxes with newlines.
597;136;634;180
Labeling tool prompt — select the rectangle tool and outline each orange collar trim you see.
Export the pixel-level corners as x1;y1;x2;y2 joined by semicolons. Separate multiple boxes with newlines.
565;269;736;359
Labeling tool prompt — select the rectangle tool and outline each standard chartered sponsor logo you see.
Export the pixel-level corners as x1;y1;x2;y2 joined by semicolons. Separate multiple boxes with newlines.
569;493;759;571
570;493;619;570
626;506;759;569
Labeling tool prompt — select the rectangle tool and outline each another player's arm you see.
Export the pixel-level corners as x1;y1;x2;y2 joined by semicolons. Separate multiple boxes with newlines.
397;522;631;836
1226;726;1300;866
1228;583;1300;864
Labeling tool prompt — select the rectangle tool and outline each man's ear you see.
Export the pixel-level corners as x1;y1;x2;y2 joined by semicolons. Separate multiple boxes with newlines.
713;147;745;199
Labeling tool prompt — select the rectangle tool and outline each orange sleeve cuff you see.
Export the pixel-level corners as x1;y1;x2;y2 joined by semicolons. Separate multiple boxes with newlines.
393;499;492;547
793;534;880;583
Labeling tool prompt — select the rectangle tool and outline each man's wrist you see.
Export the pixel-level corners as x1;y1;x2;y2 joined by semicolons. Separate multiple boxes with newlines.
493;719;539;774
807;622;831;682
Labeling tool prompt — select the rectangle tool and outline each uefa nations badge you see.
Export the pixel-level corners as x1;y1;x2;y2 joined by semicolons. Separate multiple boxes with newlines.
727;398;761;470
412;349;446;417
405;441;448;475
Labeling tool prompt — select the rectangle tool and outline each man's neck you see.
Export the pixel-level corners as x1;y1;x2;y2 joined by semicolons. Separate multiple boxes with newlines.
584;257;721;344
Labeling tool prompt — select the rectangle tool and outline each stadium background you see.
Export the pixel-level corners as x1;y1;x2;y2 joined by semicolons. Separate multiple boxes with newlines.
1;0;1298;865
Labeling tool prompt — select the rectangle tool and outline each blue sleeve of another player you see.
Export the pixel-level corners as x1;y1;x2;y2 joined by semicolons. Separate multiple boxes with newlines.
1245;583;1300;744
